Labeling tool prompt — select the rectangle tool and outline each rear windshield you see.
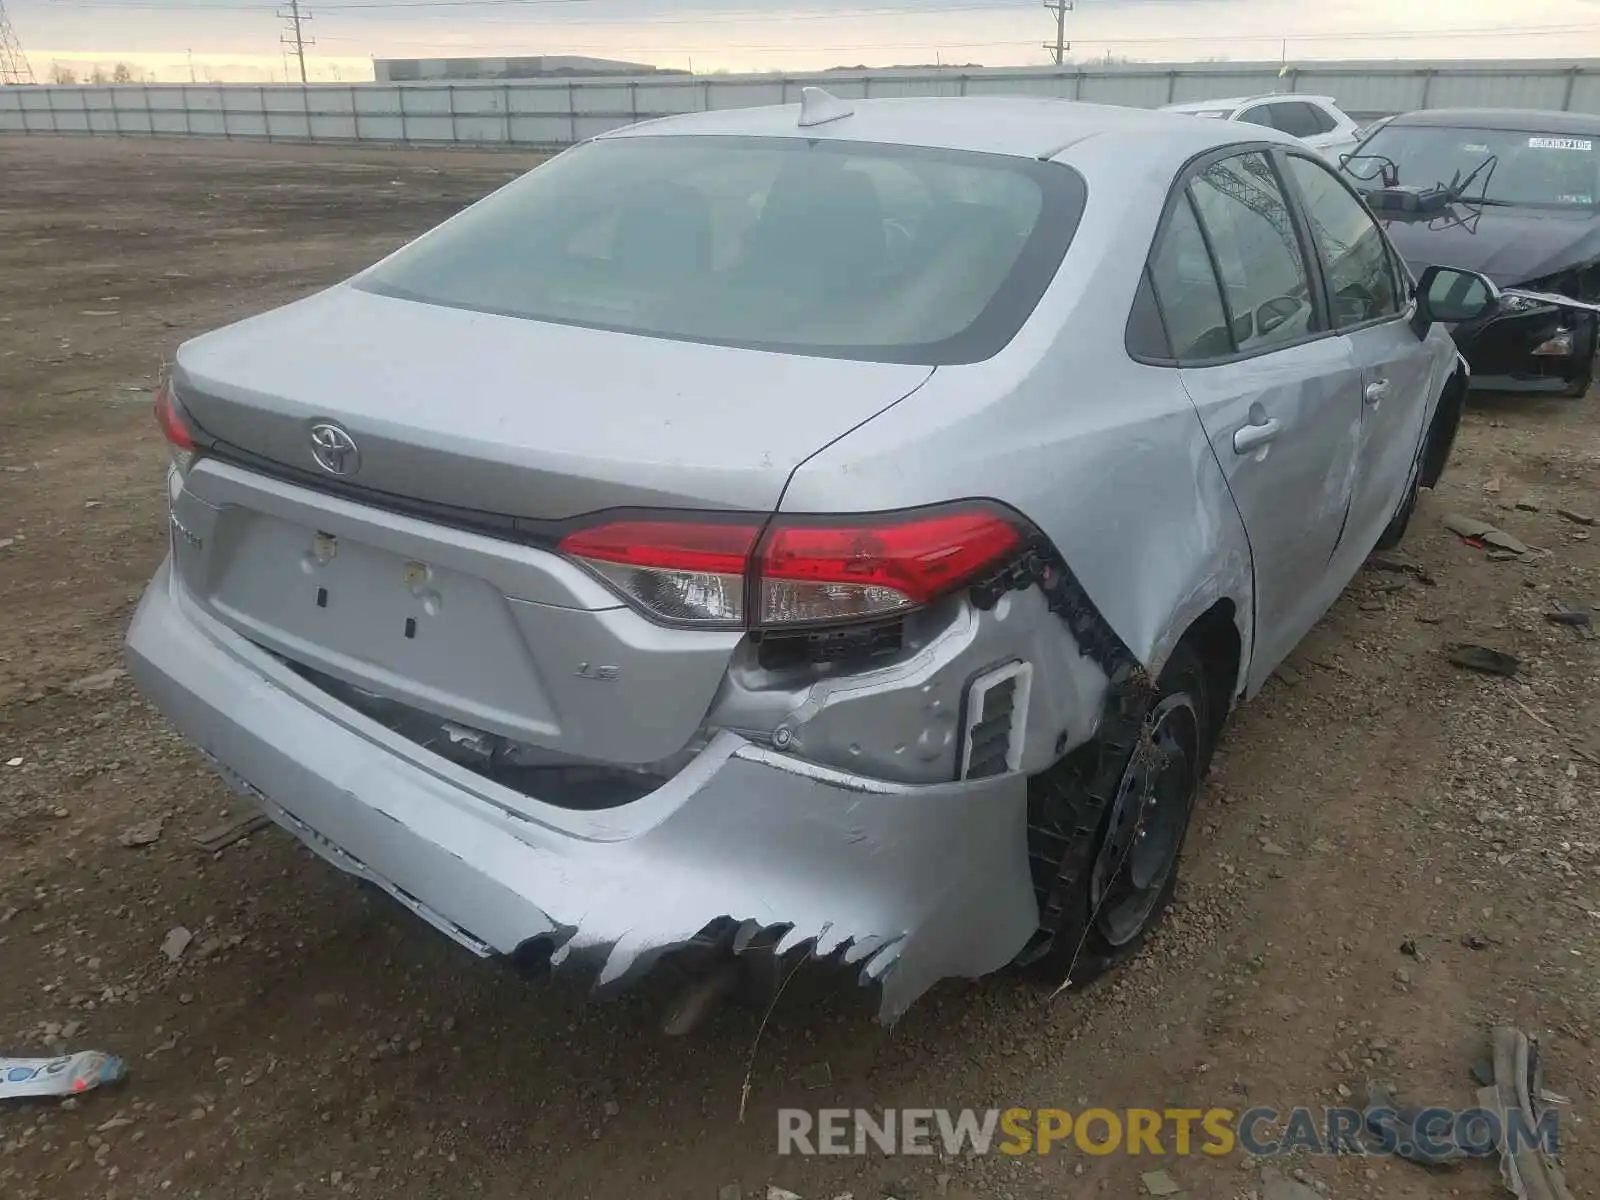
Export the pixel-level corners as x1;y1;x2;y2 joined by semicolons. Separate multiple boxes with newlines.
356;135;1086;365
1345;123;1600;208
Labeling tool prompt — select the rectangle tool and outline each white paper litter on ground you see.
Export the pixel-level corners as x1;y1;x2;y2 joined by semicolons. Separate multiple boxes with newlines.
0;1051;127;1100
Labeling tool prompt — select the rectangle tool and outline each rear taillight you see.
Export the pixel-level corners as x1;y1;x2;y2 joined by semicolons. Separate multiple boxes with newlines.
756;511;1022;626
558;505;1024;630
154;379;196;476
557;520;758;627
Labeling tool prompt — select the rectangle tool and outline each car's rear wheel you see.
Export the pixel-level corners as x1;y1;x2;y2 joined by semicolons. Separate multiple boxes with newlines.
1021;642;1212;987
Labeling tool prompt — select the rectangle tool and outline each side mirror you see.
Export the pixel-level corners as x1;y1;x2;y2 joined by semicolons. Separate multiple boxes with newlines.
1415;264;1500;326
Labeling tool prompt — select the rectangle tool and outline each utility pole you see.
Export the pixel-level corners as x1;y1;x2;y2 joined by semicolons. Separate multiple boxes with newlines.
0;0;36;85
1043;0;1072;66
278;0;312;84
186;47;196;83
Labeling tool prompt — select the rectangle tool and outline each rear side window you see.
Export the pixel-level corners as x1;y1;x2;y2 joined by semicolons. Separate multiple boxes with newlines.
1238;106;1276;130
1283;154;1401;327
1146;194;1232;360
1127;267;1173;359
1275;101;1337;137
1306;103;1340;134
356;135;1086;366
1188;152;1319;353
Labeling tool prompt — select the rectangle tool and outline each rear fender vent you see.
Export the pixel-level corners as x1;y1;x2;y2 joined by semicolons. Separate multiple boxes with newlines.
960;661;1033;780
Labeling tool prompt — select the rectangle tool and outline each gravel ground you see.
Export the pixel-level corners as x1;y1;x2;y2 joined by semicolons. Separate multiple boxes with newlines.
1;135;1597;1200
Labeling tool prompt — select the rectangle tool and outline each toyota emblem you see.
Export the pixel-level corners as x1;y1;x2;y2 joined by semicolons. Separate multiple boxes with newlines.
309;423;360;477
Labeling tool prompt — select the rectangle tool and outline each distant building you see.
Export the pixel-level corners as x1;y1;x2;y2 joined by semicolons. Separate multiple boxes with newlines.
374;56;683;82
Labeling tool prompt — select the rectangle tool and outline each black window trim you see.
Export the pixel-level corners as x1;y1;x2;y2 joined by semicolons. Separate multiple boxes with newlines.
1273;146;1419;337
1126;140;1338;369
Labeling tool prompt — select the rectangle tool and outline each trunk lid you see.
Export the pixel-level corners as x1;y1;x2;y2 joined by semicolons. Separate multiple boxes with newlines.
173;285;934;518
167;286;932;777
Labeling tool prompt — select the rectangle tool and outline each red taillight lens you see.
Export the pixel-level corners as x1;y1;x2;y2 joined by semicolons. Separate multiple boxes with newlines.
154;380;195;451
756;510;1023;626
558;520;761;627
560;505;1024;630
154;379;198;477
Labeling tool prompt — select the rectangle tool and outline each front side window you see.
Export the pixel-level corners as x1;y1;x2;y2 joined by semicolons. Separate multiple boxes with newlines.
1188;152;1318;352
1344;123;1600;209
1284;154;1402;327
357;135;1086;365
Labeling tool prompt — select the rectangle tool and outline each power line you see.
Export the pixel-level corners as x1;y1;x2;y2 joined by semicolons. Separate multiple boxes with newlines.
311;21;1600;55
0;0;35;83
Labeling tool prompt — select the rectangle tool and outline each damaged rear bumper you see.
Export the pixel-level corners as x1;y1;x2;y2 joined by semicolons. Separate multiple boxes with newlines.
125;558;1040;1021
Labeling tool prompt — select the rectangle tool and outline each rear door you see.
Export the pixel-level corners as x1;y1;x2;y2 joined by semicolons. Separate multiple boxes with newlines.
1145;148;1366;685
1278;151;1439;565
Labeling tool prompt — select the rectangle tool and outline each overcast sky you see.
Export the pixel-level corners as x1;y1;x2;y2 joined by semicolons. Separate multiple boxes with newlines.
13;0;1600;83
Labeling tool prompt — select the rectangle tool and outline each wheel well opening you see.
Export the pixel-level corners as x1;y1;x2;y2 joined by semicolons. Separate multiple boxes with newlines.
1421;362;1468;491
1175;600;1241;747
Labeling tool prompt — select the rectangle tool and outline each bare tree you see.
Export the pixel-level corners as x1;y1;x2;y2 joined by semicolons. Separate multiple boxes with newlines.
111;61;133;83
88;65;109;83
49;61;77;84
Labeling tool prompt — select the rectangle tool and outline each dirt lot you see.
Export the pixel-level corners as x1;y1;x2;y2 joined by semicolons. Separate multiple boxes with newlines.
1;135;1598;1200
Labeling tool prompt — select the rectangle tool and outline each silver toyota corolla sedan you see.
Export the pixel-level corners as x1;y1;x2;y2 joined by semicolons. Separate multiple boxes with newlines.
127;91;1498;1024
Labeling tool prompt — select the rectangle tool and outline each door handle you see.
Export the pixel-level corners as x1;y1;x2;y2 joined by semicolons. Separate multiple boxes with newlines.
1365;378;1391;406
1233;418;1282;455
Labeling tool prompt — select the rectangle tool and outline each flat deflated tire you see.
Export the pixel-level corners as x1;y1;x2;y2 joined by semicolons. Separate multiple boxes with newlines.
1022;642;1212;987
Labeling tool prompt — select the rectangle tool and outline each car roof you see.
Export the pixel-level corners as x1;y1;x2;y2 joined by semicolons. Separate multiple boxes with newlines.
1387;107;1600;134
1164;94;1341;114
598;94;1300;160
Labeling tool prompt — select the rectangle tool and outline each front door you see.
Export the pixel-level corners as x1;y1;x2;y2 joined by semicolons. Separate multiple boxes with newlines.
1278;151;1445;564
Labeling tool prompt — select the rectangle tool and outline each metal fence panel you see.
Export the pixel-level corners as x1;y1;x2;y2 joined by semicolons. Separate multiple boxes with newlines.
1569;73;1600;113
1302;70;1426;118
352;87;394;115
9;59;1600;149
508;113;568;144
357;114;404;141
450;85;506;116
710;81;787;108
403;85;452;116
963;73;1067;97
308;113;357;140
1078;74;1168;107
405;114;454;142
261;87;307;114
635;81;702;114
455;114;507;143
1427;69;1569;110
1169;70;1281;103
225;110;268;138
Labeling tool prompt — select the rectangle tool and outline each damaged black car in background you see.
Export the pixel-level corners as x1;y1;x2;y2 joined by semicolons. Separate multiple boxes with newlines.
1343;107;1600;396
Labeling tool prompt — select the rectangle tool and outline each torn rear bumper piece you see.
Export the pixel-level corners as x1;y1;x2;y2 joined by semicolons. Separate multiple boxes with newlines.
125;558;1040;1021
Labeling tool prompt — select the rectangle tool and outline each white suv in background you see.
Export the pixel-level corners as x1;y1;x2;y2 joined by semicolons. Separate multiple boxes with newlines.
1161;94;1364;163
